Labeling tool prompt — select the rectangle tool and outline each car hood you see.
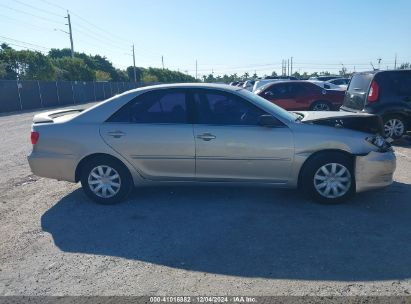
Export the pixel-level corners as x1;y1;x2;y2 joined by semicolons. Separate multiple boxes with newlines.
295;111;383;135
296;111;374;122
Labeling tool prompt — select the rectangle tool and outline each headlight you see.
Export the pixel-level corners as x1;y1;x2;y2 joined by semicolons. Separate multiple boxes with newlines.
366;135;392;152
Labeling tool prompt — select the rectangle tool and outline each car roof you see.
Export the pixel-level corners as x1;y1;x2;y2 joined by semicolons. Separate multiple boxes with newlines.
266;80;312;85
354;69;411;76
131;82;242;93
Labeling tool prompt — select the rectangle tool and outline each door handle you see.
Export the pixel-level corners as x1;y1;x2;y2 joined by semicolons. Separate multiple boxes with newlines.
197;133;216;141
107;130;126;138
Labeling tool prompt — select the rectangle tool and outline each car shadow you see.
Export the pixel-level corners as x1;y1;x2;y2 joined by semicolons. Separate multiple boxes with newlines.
41;182;411;281
392;134;411;148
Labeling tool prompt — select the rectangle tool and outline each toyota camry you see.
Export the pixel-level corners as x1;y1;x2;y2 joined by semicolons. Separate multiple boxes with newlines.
28;83;396;204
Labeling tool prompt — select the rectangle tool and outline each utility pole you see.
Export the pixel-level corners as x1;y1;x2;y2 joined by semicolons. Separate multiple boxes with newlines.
377;58;382;70
394;54;397;69
65;11;74;58
287;59;290;76
132;44;137;82
195;60;198;80
161;55;164;70
290;57;293;76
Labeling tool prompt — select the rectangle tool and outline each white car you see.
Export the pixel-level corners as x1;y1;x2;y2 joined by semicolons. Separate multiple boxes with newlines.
242;80;255;91
252;79;287;92
308;80;345;91
327;78;350;90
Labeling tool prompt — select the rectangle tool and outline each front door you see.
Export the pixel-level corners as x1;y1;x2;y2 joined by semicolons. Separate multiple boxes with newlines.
191;89;294;183
100;89;195;180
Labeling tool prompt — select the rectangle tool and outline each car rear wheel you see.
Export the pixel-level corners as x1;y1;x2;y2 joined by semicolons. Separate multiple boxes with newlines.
301;152;354;204
383;115;407;139
310;101;332;111
80;156;132;204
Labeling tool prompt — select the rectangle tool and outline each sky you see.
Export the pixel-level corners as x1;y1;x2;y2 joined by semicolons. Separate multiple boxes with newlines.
0;0;410;78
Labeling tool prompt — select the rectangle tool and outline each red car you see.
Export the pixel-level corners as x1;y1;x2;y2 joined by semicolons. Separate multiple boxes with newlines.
256;81;345;111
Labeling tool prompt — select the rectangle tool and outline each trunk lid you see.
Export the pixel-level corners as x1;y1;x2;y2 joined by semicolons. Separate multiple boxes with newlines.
32;109;83;124
341;72;375;112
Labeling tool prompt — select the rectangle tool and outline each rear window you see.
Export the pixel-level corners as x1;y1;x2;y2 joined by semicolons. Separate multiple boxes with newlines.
347;73;374;92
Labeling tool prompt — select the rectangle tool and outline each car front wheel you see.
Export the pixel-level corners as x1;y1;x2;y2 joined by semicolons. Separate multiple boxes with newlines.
301;152;354;204
80;156;132;204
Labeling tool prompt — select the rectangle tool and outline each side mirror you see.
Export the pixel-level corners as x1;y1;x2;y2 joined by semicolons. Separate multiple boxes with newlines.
258;114;282;127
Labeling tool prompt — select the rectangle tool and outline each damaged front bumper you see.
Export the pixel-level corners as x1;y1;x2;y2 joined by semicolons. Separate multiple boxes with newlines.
355;151;396;192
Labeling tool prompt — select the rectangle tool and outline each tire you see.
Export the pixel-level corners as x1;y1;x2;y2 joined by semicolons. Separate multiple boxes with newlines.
310;100;332;111
301;152;355;204
383;115;407;139
80;156;133;204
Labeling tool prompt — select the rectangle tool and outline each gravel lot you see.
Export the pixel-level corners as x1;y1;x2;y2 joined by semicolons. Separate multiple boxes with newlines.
0;103;410;296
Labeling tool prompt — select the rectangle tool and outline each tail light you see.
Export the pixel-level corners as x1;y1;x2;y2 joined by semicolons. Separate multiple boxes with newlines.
31;131;39;145
368;80;379;103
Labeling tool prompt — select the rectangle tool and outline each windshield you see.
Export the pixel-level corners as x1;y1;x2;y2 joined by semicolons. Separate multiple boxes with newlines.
238;89;297;122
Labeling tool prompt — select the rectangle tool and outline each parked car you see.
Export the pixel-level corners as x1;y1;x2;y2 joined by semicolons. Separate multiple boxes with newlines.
229;81;239;86
263;76;298;80
252;78;289;92
256;81;345;111
308;80;345;91
28;83;395;205
341;70;411;139
309;76;340;82
327;77;350;90
242;80;255;91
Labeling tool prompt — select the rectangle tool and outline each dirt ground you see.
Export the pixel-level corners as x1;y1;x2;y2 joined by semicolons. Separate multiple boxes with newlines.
0;103;410;296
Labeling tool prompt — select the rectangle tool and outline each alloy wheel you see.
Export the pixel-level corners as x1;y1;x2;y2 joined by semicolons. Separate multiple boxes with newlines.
87;165;122;198
312;102;330;111
384;118;405;138
313;163;351;199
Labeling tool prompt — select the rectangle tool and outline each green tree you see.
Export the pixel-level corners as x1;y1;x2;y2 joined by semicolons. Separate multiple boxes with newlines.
95;70;111;81
399;63;410;69
52;57;94;81
143;74;158;82
0;48;54;80
126;66;144;82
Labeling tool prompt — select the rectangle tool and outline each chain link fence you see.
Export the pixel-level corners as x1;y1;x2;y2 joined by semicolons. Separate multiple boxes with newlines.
0;80;148;113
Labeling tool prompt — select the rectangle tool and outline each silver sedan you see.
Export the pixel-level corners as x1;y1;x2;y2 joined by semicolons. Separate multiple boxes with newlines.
28;83;396;204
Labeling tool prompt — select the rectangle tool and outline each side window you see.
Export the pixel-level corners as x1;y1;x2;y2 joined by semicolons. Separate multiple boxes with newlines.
288;84;305;97
108;90;187;123
194;91;265;125
267;84;289;98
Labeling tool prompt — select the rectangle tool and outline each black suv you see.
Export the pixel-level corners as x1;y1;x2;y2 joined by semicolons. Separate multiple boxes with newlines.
341;70;411;139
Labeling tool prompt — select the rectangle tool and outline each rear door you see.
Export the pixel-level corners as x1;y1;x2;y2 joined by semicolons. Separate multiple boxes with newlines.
263;83;296;110
341;73;374;112
100;89;195;180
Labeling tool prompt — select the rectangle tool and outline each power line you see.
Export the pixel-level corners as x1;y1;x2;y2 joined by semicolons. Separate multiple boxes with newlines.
0;40;47;52
13;0;65;18
0;3;62;24
0;13;61;32
0;35;50;50
36;0;162;57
